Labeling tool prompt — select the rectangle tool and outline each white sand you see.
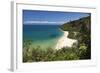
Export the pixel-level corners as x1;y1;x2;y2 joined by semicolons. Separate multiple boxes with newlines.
55;31;77;50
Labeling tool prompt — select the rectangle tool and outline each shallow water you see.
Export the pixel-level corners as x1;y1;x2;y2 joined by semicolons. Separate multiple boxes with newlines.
23;24;64;49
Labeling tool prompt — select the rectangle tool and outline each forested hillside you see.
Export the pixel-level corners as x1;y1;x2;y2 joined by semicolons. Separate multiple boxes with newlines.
61;16;91;59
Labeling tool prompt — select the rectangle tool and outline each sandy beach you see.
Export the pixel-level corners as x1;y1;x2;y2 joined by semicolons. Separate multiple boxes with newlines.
55;31;77;50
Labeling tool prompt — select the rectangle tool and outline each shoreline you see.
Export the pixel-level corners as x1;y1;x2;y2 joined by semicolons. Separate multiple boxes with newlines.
55;31;77;50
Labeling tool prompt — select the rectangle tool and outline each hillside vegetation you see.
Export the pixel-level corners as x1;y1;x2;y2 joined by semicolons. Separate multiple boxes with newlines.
60;16;91;59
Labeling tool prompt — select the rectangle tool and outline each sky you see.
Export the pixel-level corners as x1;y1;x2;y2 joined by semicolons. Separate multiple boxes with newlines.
23;10;90;25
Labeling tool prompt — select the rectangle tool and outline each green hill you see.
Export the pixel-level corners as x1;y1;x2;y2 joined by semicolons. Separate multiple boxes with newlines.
60;16;91;59
61;16;90;31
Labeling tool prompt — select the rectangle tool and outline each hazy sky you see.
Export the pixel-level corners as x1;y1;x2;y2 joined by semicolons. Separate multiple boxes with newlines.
23;10;90;25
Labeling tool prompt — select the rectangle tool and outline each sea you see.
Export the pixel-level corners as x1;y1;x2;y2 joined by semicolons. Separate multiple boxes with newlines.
23;24;64;49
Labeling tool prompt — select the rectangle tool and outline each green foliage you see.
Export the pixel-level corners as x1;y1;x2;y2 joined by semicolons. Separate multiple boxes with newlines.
23;41;80;62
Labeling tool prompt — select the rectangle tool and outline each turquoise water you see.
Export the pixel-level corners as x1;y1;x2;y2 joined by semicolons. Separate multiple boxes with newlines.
23;24;64;49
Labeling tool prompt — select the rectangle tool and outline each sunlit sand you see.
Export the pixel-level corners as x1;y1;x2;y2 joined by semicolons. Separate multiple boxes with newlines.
55;31;77;50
